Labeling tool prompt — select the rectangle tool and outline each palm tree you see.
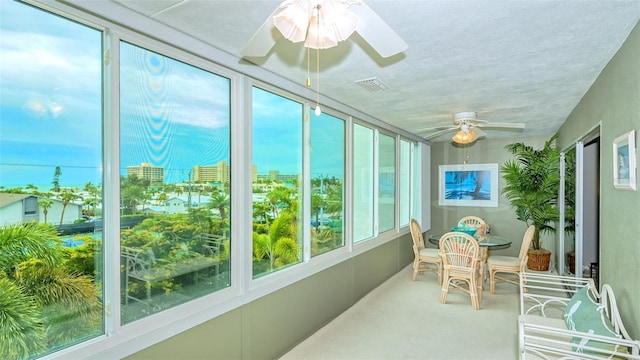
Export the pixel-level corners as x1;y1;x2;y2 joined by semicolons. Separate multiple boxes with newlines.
208;190;229;220
252;210;299;273
58;190;81;225
0;222;101;358
311;193;324;232
26;183;39;194
323;182;343;218
121;185;145;215
51;166;62;193
252;201;273;228
266;186;294;217
501;134;561;251
38;198;54;224
83;182;96;194
156;191;169;205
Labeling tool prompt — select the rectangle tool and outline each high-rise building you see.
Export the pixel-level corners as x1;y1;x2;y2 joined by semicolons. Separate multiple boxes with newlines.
192;160;230;183
127;162;164;183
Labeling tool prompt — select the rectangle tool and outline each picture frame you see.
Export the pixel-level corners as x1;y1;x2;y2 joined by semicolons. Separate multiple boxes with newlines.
612;130;636;191
438;163;499;207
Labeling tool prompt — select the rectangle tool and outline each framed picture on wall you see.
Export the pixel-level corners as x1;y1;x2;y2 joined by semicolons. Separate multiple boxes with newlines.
613;130;636;190
438;163;499;207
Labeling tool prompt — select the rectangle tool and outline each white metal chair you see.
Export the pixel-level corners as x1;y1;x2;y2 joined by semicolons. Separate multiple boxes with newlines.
410;219;442;284
488;225;535;294
439;232;483;310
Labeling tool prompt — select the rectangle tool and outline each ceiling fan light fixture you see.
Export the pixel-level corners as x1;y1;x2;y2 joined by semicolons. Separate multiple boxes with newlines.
273;0;359;49
273;0;313;43
452;130;478;144
273;0;360;118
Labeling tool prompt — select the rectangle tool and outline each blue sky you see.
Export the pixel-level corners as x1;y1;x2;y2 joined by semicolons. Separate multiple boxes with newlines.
0;1;103;188
0;1;344;190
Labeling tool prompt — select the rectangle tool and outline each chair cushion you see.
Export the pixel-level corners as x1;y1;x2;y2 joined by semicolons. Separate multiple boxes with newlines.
564;285;598;331
487;255;519;267
571;310;624;356
419;247;440;258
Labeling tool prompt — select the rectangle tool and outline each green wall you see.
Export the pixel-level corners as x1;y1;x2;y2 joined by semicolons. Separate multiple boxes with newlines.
427;135;554;259
556;21;640;338
126;233;414;359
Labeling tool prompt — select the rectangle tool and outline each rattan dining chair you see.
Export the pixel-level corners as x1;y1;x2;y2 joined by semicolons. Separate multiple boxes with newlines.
438;232;483;310
487;225;535;294
410;219;442;284
458;216;487;236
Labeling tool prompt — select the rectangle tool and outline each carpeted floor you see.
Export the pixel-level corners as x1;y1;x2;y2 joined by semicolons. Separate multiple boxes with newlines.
280;264;521;360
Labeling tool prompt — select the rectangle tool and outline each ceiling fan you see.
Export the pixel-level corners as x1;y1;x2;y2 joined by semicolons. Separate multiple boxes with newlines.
240;0;408;58
419;112;526;143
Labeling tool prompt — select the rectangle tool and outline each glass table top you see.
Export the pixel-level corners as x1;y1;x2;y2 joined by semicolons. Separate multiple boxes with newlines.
427;234;512;250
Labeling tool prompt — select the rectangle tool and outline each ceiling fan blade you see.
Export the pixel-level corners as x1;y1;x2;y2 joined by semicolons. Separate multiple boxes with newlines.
471;128;487;138
423;128;457;140
476;122;526;129
415;125;458;132
350;2;408;58
240;10;279;57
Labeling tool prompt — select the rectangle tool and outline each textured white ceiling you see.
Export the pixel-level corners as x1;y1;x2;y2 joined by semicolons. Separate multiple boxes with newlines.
78;0;640;142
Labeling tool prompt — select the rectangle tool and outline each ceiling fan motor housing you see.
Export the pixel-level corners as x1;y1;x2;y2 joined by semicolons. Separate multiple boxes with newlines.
453;111;478;125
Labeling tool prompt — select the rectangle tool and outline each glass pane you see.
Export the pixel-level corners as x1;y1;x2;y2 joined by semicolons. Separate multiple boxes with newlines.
378;133;396;232
399;139;411;227
251;87;303;277
120;42;231;323
564;148;576;275
0;1;104;357
311;112;344;256
412;143;421;221
353;124;374;241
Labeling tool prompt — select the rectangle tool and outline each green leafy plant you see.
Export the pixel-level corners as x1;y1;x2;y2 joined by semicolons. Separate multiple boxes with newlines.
501;134;561;250
0;222;101;359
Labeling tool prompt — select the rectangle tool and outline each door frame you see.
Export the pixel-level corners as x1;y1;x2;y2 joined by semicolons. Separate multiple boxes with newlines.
559;126;600;278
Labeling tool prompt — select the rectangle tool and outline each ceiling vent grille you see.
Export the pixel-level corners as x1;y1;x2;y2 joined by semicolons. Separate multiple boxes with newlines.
354;77;389;92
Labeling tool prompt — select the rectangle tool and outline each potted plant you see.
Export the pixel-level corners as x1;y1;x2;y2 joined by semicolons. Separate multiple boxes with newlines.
501;134;561;271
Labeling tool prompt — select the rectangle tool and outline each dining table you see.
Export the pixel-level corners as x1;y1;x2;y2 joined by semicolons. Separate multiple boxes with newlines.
427;233;512;252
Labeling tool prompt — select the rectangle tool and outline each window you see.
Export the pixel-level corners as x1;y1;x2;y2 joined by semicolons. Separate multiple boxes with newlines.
399;139;412;227
353;124;375;241
119;41;231;323
310;112;345;256
378;133;396;232
251;86;303;277
0;1;104;357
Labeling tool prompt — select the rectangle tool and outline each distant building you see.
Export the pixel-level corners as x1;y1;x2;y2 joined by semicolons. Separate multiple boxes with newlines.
256;170;299;182
192;161;230;183
0;193;82;226
127;162;164;183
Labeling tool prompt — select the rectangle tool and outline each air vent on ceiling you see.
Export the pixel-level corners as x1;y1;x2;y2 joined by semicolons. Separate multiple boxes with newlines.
354;77;389;92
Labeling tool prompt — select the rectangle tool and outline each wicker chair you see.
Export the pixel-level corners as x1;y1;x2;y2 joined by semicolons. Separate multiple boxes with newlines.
458;215;487;235
439;232;483;310
409;219;442;284
487;225;535;294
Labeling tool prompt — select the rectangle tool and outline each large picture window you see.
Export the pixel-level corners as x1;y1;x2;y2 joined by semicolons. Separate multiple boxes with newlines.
119;41;231;323
251;87;303;277
0;1;104;357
